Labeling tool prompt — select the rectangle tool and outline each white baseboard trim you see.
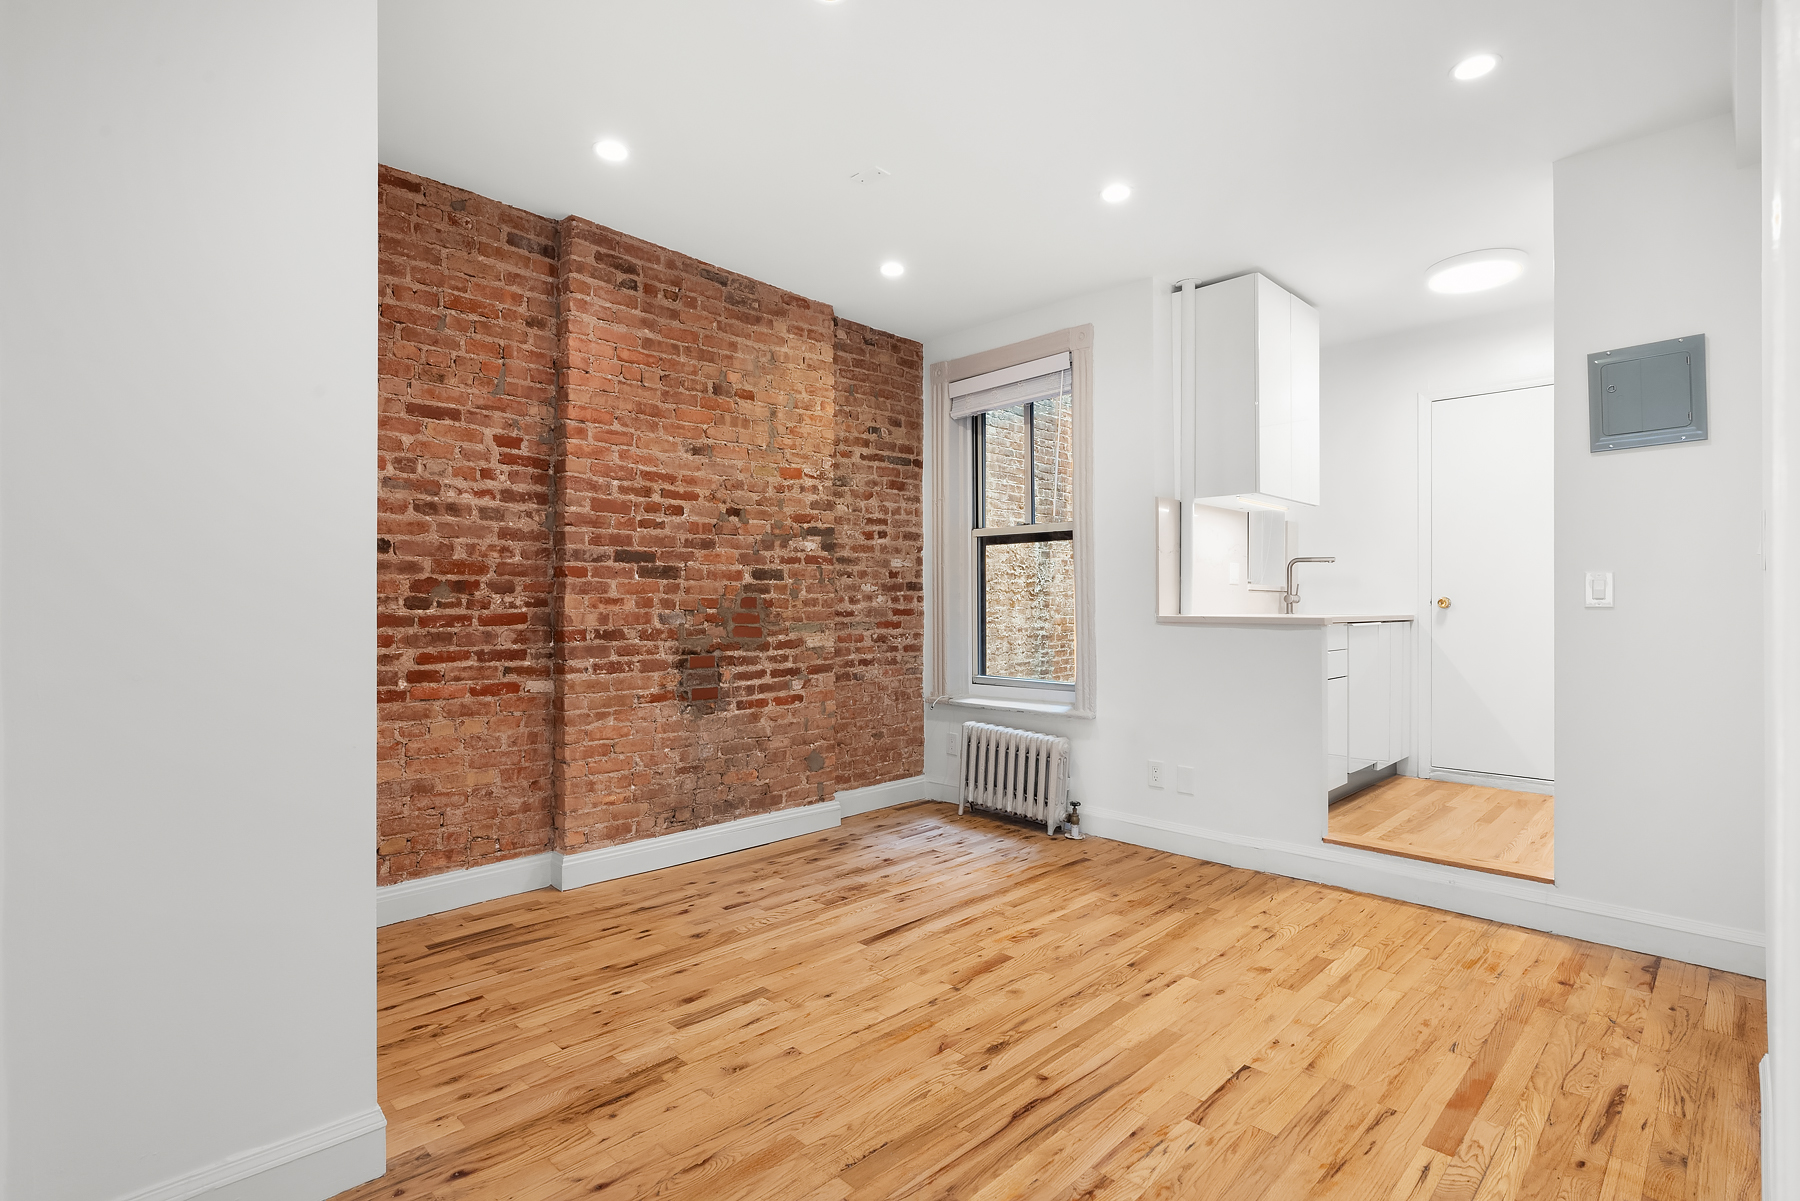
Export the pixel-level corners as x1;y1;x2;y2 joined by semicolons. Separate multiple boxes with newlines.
836;775;957;816
556;800;842;890
1081;806;1764;977
377;799;854;924
374;779;990;927
1429;767;1555;795
377;852;556;927
114;1105;386;1201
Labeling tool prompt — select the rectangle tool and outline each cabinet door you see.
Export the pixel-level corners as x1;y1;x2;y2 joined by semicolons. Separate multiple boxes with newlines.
1257;276;1295;500
1192;276;1261;498
1386;621;1411;767
1286;295;1321;506
1347;622;1390;769
1326;674;1348;789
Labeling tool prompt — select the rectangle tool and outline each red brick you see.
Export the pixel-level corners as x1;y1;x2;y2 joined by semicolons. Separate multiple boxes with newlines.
378;166;923;886
377;166;557;885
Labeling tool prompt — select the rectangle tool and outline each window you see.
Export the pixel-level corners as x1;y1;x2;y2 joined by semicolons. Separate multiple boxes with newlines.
959;357;1076;689
929;327;1094;718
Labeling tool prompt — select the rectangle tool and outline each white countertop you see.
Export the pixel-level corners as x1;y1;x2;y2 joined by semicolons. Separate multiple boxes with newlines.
1155;613;1415;626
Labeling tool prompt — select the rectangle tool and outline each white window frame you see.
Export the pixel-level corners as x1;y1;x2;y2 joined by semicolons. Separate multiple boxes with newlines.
928;325;1096;718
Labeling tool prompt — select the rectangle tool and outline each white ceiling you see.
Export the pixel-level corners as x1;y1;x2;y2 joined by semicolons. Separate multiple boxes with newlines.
379;1;1734;346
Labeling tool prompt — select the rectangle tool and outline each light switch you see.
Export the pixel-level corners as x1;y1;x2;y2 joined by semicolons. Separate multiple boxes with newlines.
1585;571;1614;608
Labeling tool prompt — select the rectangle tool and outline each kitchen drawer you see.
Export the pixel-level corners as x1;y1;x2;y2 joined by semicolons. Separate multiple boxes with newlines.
1325;648;1348;679
1325;623;1348;651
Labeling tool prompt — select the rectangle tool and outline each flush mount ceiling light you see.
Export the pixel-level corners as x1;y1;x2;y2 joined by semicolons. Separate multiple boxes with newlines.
1425;248;1528;294
1451;52;1500;81
1100;182;1132;204
880;261;904;278
592;138;629;163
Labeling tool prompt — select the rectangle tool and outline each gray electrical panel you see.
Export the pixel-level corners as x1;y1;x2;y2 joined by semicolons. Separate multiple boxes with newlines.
1588;334;1707;452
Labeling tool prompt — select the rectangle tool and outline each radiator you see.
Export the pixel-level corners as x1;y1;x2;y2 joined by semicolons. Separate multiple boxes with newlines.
957;721;1070;835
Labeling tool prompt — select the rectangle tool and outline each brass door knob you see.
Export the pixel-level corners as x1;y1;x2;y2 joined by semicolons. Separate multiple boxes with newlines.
1437;597;1451;609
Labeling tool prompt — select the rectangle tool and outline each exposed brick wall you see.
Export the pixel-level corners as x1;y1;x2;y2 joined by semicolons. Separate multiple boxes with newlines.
551;215;840;851
376;168;558;884
831;320;925;789
376;168;925;882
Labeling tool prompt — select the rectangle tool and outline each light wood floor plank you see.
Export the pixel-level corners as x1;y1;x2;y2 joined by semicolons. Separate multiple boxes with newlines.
332;803;1760;1201
1327;776;1556;883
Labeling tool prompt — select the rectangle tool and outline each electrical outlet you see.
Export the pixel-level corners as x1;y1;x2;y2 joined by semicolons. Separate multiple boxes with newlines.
1148;760;1167;789
1177;765;1196;795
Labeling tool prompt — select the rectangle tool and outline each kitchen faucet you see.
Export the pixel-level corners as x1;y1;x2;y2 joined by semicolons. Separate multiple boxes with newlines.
1284;556;1336;613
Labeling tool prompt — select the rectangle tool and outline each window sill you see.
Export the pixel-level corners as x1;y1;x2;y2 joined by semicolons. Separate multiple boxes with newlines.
929;695;1093;720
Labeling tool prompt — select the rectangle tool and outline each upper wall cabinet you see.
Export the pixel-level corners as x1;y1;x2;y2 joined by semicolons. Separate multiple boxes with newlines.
1175;273;1320;510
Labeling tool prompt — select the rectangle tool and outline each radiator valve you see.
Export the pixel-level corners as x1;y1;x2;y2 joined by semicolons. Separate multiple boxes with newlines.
1061;801;1084;840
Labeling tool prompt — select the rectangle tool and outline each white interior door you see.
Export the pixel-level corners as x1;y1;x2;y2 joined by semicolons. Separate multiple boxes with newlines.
1430;385;1554;781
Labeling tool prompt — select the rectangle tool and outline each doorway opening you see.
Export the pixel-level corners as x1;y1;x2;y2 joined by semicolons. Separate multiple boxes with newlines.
1327;382;1555;882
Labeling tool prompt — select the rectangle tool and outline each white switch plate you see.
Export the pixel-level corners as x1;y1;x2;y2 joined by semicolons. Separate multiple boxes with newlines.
1176;765;1196;795
1585;571;1614;608
1148;760;1167;789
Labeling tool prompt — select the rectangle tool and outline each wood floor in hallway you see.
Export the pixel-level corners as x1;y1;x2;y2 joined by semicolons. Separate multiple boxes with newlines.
336;802;1762;1201
1325;776;1556;884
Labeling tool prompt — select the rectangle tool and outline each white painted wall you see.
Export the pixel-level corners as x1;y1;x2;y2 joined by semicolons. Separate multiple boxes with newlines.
922;197;1762;973
1762;0;1799;1185
1302;306;1554;617
0;4;383;1199
924;279;1331;846
1183;503;1284;615
1554;115;1765;944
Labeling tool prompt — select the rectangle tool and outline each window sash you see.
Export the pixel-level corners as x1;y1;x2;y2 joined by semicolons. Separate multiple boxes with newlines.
973;521;1075;688
972;402;1073;532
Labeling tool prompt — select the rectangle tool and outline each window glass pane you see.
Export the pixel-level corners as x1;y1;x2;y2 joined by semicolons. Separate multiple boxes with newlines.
981;537;1076;683
980;406;1029;527
1031;394;1073;523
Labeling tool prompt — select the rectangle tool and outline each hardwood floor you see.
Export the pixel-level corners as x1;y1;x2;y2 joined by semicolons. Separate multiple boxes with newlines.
1325;776;1556;884
336;802;1761;1201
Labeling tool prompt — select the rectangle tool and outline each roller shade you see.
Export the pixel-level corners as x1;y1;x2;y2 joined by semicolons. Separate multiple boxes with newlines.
948;351;1072;420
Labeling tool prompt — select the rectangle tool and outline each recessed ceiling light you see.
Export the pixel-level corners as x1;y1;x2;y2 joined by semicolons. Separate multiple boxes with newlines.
1100;182;1132;204
880;261;904;278
593;138;629;163
1426;248;1528;294
1451;53;1500;82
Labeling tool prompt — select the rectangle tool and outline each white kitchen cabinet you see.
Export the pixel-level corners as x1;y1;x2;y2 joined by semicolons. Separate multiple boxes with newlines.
1327;620;1410;792
1347;623;1391;769
1325;622;1348;788
1174;273;1320;511
1386;623;1411;765
1325;677;1348;790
